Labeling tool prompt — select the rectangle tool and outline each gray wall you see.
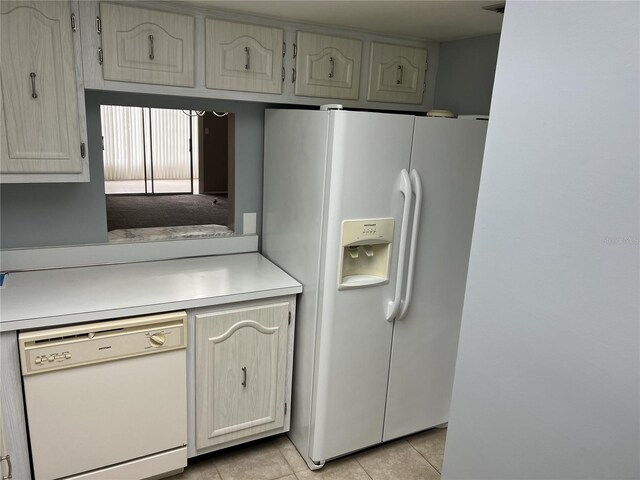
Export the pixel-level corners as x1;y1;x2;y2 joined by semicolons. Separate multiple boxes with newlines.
434;33;500;115
0;91;268;249
443;2;639;480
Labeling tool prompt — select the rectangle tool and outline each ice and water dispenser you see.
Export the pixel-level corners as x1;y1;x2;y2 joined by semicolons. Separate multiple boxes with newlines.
338;219;394;289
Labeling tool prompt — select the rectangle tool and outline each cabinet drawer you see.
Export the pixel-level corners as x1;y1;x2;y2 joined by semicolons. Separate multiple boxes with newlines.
100;3;195;87
206;19;283;94
367;42;427;104
294;31;362;100
195;302;289;449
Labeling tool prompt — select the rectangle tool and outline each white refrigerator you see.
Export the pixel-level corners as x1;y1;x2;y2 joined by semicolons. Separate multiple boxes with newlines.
262;108;487;468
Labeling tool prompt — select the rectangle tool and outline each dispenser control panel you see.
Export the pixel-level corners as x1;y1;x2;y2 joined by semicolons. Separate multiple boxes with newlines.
342;218;394;245
338;218;394;289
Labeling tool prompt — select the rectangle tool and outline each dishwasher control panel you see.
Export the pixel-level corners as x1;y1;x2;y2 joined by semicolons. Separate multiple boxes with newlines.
34;351;72;364
19;311;187;375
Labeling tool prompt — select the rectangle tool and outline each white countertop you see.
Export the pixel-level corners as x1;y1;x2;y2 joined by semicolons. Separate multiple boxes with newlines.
0;253;302;332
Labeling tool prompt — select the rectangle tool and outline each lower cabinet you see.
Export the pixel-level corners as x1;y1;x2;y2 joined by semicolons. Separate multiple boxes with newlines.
0;332;30;480
0;407;7;480
193;299;293;451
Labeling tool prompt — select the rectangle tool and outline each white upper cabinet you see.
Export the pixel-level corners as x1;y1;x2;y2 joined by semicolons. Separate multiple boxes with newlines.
76;2;431;110
100;3;195;87
0;1;88;182
206;19;283;94
195;302;290;449
367;42;427;104
294;32;362;100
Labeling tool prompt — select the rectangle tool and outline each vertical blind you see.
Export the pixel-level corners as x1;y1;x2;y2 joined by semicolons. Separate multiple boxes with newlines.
101;105;199;181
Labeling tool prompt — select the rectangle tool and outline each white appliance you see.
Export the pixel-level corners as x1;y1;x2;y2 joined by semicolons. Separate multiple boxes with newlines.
262;109;487;467
19;312;188;480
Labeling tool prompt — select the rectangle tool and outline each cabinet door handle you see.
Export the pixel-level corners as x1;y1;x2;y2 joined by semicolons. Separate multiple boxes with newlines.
397;64;404;85
1;454;12;479
244;46;250;70
148;34;154;60
30;72;38;99
328;56;335;78
241;366;247;387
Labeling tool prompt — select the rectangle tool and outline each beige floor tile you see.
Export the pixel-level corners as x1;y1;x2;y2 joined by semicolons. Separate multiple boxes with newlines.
276;476;297;480
213;441;293;480
169;458;221;479
406;428;447;473
273;436;310;473
295;458;371;480
355;440;440;480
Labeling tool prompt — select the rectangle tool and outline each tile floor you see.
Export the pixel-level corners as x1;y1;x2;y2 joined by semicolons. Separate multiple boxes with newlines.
170;428;446;480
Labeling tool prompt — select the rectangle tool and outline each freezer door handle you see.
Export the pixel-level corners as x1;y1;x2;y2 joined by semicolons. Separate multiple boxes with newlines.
399;169;423;320
386;169;413;322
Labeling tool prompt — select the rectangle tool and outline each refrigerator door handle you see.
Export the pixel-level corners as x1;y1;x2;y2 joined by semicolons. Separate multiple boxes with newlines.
386;169;413;322
399;169;423;321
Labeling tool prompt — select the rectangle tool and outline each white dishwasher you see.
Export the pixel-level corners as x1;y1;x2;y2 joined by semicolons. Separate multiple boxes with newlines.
19;312;188;480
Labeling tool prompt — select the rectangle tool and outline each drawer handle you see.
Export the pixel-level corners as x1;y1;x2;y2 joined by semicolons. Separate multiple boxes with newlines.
1;454;12;479
397;64;404;85
148;34;154;60
241;366;247;387
244;46;250;70
30;72;38;99
328;56;335;78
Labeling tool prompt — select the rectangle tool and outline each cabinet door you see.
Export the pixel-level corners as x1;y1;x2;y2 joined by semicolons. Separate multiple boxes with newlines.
206;19;283;94
295;31;362;100
367;42;427;104
1;332;31;480
0;1;83;175
0;407;6;480
195;302;289;449
100;3;195;87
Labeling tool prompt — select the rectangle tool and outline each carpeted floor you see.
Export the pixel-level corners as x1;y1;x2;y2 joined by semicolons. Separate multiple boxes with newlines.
106;194;228;231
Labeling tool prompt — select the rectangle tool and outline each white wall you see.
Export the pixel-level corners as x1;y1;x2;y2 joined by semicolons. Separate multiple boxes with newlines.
443;2;639;479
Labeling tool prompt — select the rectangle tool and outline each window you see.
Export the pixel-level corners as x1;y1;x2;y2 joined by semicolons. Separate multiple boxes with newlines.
101;106;235;242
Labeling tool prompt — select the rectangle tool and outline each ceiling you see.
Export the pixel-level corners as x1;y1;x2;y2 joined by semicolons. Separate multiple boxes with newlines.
179;1;503;42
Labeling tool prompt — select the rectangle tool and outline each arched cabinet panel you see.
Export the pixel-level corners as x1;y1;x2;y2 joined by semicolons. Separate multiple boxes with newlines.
206;19;283;94
367;42;427;104
195;302;290;449
100;3;195;87
294;31;362;100
0;1;88;181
